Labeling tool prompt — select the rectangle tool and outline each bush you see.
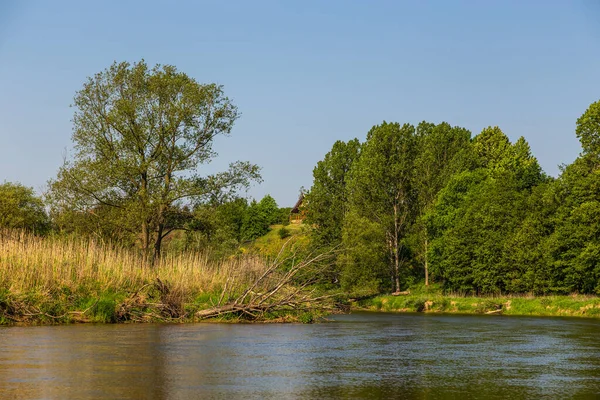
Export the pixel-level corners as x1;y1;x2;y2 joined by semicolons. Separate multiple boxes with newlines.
278;227;291;239
299;311;315;324
411;298;427;312
0;182;49;233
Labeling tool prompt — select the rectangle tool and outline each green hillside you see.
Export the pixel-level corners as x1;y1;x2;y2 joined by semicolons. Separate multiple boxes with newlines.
241;223;309;258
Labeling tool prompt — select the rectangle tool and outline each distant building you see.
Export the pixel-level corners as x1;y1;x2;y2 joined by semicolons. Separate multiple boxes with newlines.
289;194;306;224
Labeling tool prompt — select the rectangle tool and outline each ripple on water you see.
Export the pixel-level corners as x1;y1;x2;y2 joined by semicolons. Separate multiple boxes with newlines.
0;313;600;399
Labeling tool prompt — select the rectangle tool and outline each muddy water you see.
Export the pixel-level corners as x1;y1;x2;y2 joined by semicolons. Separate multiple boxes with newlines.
1;312;599;399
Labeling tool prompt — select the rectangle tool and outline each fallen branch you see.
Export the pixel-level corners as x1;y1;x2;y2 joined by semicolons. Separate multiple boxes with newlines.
195;245;340;321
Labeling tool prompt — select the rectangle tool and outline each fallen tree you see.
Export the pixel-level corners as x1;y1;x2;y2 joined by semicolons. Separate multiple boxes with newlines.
196;244;340;321
0;231;342;324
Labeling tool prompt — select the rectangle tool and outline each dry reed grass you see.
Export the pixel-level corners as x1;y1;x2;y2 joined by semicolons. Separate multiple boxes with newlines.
0;230;266;296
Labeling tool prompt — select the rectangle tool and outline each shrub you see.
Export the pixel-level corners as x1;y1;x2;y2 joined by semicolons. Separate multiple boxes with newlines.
299;311;315;324
278;227;291;239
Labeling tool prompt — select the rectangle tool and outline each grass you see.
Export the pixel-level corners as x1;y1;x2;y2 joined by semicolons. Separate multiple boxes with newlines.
356;285;600;318
0;230;274;325
241;223;309;258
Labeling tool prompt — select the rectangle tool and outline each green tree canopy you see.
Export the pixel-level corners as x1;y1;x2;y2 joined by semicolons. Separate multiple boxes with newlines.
0;182;49;233
305;138;361;247
183;197;248;258
412;121;472;285
345;122;417;293
48;60;261;262
576;100;600;157
241;195;279;241
427;132;545;294
472;127;542;188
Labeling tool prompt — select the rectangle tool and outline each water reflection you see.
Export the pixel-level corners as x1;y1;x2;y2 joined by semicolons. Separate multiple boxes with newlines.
0;324;169;399
1;313;600;399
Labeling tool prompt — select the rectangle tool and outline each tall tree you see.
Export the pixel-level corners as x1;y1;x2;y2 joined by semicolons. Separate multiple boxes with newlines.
305;139;361;247
413;122;472;285
241;195;280;241
427;128;544;294
48;60;261;262
345;122;417;293
575;99;600;157
545;100;600;293
472;126;542;188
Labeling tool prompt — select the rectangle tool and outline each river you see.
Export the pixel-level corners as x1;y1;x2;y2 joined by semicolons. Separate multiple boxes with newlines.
1;312;599;399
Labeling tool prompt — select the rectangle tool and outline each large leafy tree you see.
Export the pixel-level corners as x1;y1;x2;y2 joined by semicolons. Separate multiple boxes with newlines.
412;122;472;285
428;170;531;293
473;126;542;188
545;100;600;293
575;100;600;157
48;60;261;262
345;122;417;293
0;182;49;233
427;128;545;293
183;197;249;258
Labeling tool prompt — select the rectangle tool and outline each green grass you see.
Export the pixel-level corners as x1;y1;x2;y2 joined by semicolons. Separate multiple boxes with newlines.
356;286;600;318
241;223;309;258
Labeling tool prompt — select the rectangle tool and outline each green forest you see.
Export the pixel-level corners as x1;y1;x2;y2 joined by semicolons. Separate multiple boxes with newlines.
305;102;600;297
2;60;600;320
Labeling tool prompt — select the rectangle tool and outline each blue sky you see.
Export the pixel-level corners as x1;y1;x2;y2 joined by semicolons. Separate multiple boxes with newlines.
1;1;599;206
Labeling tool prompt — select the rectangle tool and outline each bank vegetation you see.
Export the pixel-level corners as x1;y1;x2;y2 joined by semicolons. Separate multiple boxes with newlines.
0;231;335;325
356;285;600;318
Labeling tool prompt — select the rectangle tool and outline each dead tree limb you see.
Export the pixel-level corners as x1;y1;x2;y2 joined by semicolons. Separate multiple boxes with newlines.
195;245;340;321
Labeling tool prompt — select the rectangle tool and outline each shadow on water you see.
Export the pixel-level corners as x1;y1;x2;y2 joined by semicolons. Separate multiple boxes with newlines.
1;312;600;399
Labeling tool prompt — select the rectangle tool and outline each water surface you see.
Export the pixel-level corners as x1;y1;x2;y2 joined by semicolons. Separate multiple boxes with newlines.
1;312;599;399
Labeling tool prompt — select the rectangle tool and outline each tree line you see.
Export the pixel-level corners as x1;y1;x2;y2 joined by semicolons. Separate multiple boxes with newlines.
2;59;599;296
305;101;600;295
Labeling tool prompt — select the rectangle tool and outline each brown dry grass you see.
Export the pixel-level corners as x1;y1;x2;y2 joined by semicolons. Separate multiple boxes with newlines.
0;230;266;296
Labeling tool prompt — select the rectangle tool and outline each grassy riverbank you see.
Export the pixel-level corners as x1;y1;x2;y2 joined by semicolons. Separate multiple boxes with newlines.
6;231;599;324
355;287;600;318
0;232;323;325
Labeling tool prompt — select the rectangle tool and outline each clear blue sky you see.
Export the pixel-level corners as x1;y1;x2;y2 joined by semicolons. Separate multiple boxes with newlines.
1;1;599;207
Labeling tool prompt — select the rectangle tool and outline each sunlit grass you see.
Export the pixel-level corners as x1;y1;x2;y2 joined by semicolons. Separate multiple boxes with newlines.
0;230;269;324
0;230;266;293
357;285;600;318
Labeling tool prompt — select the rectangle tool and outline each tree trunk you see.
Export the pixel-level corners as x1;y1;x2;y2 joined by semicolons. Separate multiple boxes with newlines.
141;220;150;264
393;204;401;293
152;204;167;264
140;171;151;265
153;223;164;264
424;237;429;286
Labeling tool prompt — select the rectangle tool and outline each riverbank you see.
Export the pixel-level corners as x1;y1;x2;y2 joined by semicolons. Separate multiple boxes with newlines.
0;276;324;326
4;232;600;324
355;292;600;318
0;232;327;325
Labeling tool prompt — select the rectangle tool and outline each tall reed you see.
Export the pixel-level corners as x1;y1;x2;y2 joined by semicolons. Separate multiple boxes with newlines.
0;230;266;296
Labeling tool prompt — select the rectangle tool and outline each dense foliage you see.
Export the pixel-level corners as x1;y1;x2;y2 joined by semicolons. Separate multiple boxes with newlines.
2;59;599;297
305;100;600;295
47;60;261;262
0;182;49;233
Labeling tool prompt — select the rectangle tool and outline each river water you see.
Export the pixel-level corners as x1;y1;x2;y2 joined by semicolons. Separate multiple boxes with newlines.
1;312;599;399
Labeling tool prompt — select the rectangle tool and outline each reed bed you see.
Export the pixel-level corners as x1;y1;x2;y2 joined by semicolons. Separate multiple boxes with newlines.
0;230;271;324
0;230;266;293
